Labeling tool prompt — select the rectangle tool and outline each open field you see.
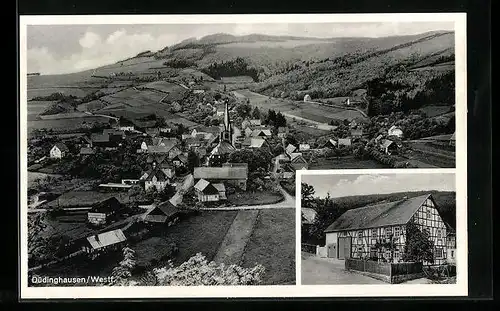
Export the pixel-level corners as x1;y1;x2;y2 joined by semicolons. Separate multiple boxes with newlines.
308;156;389;169
221;76;254;84
28;116;111;133
27;101;57;120
419;105;453;117
240;208;296;285
227;191;284;206
234;89;366;123
101;88;165;107
161;211;238;266
139;80;185;93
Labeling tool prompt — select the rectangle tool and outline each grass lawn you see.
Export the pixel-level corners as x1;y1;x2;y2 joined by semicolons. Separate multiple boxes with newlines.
240;208;296;285
161;211;238;266
227;191;284;206
309;157;388;169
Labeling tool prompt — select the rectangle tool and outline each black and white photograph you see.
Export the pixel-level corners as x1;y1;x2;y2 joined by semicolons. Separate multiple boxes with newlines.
19;13;467;298
300;170;459;285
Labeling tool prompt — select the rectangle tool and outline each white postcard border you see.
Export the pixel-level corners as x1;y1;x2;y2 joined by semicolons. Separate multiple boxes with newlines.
19;13;467;299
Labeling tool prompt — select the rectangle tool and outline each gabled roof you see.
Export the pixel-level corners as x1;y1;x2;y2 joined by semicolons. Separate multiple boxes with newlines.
185;137;204;145
212;183;226;193
90;197;121;214
147;145;174;154
324;194;433;233
144;200;180;223
91;133;110;143
145;167;168;182
338;138;352;146
194;178;219;194
380;139;394;149
146;154;167;164
285;144;297;154
249;119;262;126
87;229;126;250
79;147;95;155
173;153;188;164
290;153;306;163
53;142;69;152
351;129;363;136
249;138;267;148
251;128;272;137
103;129;124;136
157;200;180;217
210;141;236;155
194;167;248;180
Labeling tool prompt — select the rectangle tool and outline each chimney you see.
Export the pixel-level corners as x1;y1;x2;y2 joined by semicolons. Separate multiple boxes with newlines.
95;234;100;242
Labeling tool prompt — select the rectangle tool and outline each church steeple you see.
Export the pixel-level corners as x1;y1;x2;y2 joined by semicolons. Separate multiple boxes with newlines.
221;99;232;142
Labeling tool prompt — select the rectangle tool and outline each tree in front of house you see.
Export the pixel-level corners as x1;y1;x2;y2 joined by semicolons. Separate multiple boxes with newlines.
301;182;315;209
251;106;261;120
228;149;272;173
402;219;434;264
187;150;200;172
235;102;252;119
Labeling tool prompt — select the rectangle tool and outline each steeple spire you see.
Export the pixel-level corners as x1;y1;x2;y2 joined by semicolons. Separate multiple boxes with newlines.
220;99;232;142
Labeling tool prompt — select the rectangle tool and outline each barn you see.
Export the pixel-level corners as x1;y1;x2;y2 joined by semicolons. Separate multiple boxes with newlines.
323;194;449;266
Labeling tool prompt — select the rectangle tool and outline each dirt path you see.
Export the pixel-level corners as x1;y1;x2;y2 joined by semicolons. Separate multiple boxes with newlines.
301;252;385;285
213;210;259;265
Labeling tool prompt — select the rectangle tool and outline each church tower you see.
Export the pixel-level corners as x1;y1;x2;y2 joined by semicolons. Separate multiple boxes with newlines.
220;100;232;142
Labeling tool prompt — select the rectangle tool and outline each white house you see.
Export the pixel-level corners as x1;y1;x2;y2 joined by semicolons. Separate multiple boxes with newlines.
388;125;404;138
144;166;170;192
304;94;311;102
50;143;69;159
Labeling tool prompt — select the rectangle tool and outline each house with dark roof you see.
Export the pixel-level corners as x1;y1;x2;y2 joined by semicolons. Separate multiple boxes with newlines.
82;229;127;259
87;197;123;226
171;153;188;167
49;143;69;159
144;165;171;192
142;200;183;225
323;194;448;265
194;166;248;190
91;133;111;148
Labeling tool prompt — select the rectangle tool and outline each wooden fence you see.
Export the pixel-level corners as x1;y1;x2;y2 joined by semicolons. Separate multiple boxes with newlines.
345;258;423;283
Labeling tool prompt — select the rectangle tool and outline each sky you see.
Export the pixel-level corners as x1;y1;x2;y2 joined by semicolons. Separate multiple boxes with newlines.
26;22;454;75
301;173;455;199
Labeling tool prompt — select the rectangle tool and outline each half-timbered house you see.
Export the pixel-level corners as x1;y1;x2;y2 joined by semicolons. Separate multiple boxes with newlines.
323;194;448;266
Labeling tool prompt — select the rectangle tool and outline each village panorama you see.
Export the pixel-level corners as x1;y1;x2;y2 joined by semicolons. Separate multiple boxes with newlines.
26;22;456;287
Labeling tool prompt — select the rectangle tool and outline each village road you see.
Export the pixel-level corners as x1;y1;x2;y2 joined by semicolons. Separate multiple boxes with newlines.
301;252;385;285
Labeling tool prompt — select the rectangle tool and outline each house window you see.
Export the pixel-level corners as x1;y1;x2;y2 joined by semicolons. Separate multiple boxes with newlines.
437;229;442;238
434;247;443;259
394;227;401;237
385;227;392;238
423;228;430;236
426;209;431;219
357;231;363;238
451;250;455;258
371;229;377;237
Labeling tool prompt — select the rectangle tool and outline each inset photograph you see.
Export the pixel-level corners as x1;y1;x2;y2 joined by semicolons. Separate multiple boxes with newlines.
300;171;457;285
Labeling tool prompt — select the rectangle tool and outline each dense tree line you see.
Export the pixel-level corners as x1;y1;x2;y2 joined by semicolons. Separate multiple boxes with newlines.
201;57;259;82
163;59;196;69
